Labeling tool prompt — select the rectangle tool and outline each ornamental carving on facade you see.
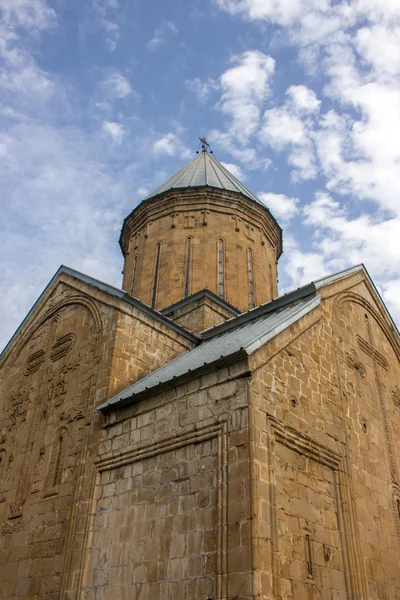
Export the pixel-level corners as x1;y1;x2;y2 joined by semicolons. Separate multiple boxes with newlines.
392;386;400;408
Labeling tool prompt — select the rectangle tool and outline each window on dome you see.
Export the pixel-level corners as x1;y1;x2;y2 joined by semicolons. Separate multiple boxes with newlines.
184;238;192;298
218;239;224;298
151;243;161;309
131;255;137;296
247;248;255;309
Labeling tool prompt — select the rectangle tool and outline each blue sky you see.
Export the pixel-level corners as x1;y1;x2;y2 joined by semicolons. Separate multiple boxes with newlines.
1;0;400;350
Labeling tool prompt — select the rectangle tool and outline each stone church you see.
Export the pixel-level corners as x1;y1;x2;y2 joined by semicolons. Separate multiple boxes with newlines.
0;146;399;600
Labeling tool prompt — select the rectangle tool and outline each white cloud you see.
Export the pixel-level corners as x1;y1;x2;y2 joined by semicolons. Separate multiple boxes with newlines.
356;26;400;79
91;0;120;51
185;77;219;101
258;192;299;222
102;121;125;143
286;85;321;113
221;162;245;180
218;50;275;142
302;192;400;277
153;133;178;156
146;21;178;51
102;72;133;99
0;0;56;104
215;0;325;27
208;129;265;169
260;106;317;180
0;120;134;349
382;279;400;323
0;0;56;32
215;0;400;323
152;132;191;159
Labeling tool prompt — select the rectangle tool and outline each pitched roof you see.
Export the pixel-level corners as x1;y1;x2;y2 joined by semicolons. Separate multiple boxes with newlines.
98;263;400;414
98;293;320;412
144;151;263;206
0;266;199;357
161;288;241;318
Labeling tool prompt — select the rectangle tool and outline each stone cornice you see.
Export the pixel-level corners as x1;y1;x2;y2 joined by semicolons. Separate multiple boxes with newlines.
120;187;283;259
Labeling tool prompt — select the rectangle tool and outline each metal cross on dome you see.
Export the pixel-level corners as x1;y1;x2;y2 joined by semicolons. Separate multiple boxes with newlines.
199;137;213;153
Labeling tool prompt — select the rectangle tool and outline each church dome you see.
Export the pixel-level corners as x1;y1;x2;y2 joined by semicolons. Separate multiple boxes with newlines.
120;148;282;313
144;150;262;206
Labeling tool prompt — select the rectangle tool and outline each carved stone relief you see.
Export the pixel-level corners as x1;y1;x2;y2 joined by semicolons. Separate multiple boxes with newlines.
0;449;6;502
50;333;76;362
346;349;366;397
9;386;32;429
3;312;83;522
0;454;14;503
45;429;67;495
31;447;46;494
392;386;400;408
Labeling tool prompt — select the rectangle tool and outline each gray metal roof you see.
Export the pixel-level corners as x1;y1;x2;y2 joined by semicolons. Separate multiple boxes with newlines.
144;151;263;205
98;295;320;412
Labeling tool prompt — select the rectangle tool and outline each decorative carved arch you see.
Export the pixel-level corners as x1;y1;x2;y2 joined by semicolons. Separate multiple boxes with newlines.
334;291;400;361
2;295;103;369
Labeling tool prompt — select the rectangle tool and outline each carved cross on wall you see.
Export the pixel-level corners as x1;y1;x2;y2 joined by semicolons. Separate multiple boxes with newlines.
346;349;366;397
392;387;400;408
357;318;398;483
356;334;389;371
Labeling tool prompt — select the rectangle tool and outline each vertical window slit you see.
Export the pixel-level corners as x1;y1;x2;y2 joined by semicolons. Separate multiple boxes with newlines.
152;243;161;309
131;255;137;296
184;238;192;298
218;239;224;298
247;248;255;309
269;263;274;300
306;534;313;578
53;434;65;487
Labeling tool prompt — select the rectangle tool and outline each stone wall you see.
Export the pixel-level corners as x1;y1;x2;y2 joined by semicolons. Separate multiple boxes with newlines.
0;291;103;599
80;360;253;600
0;273;196;600
248;273;400;599
1;267;399;599
162;294;239;334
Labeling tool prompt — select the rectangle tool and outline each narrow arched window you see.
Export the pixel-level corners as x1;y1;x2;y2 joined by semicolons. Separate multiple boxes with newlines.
269;264;274;300
131;255;138;296
397;498;400;520
0;450;5;498
184;238;192;298
247;248;255;309
151;243;161;309
217;239;224;298
46;431;66;492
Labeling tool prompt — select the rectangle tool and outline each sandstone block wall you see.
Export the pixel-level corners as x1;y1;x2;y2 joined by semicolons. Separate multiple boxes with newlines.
249;274;400;599
0;274;196;600
1;267;399;600
80;362;254;600
162;294;238;334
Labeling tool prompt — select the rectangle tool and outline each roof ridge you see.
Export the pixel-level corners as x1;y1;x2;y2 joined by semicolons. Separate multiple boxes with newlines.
201;282;317;339
207;153;225;188
97;294;320;413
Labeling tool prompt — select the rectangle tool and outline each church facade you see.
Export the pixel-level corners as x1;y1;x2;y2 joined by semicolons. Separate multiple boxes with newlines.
0;149;399;600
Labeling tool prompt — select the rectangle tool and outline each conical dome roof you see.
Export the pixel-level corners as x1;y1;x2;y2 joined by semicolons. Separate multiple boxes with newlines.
144;151;262;206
